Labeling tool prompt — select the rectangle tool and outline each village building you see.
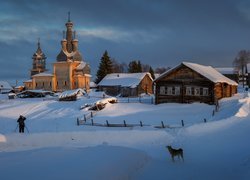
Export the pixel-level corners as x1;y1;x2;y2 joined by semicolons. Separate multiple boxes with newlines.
215;67;239;83
0;81;13;94
97;73;153;97
154;62;238;105
24;13;91;92
246;63;250;88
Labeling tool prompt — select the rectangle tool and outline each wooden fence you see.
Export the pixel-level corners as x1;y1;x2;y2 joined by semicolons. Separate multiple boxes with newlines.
77;118;210;129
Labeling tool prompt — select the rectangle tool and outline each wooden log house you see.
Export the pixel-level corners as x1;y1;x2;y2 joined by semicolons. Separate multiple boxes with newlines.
154;62;238;105
98;73;153;97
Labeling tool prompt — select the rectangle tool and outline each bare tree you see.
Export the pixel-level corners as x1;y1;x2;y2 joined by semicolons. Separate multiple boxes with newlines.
233;50;250;87
155;67;171;74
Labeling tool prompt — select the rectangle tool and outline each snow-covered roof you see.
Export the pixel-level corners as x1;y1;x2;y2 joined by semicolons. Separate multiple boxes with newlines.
90;82;97;88
76;61;86;70
59;88;86;99
32;72;54;77
0;81;13;90
247;63;250;73
215;67;237;75
24;79;32;83
155;62;238;86
98;73;153;88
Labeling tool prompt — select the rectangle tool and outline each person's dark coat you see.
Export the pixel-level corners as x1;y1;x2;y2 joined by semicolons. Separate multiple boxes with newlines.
17;115;26;133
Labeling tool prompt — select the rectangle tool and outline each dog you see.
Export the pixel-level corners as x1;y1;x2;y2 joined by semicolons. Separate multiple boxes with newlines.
166;145;184;162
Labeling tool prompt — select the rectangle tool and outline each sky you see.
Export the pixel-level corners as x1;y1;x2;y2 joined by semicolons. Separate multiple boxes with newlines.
1;0;250;83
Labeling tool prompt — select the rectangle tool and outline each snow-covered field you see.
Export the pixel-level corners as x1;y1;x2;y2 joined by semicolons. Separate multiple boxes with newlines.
0;91;249;180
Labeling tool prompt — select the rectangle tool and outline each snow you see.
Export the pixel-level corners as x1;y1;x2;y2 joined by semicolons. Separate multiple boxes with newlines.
32;72;54;77
76;61;86;70
0;90;250;179
215;67;237;74
98;73;152;87
59;88;86;99
0;81;13;92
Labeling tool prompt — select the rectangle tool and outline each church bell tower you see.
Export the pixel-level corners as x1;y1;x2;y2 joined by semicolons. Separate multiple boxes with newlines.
30;38;47;78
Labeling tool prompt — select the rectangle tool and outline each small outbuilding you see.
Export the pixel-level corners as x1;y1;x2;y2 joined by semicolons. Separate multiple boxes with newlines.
59;88;86;101
154;62;238;105
97;73;153;97
0;81;13;94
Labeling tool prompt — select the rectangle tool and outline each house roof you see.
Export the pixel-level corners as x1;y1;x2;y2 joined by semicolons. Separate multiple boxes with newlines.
247;63;250;73
155;62;238;86
215;67;238;75
98;73;153;88
0;81;13;90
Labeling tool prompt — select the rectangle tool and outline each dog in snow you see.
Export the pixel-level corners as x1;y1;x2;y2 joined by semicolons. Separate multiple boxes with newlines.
166;145;184;162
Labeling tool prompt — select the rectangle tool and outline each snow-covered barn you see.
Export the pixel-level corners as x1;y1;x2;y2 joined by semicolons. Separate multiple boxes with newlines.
97;73;153;97
154;62;238;104
0;81;13;94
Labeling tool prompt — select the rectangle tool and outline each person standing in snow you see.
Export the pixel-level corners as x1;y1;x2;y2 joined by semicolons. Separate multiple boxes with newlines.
17;115;26;133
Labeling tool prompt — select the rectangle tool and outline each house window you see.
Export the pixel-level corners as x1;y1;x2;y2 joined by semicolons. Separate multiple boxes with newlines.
203;88;209;96
42;82;44;87
186;86;192;95
50;82;52;87
36;83;38;87
64;81;67;86
160;86;165;95
175;86;180;95
167;87;172;95
194;87;200;96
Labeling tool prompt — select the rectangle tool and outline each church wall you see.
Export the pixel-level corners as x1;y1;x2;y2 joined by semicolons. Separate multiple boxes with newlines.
54;62;72;91
74;75;90;91
32;76;54;91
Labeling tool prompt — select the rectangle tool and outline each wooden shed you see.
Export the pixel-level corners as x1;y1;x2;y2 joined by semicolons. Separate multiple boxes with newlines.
154;62;238;105
97;73;153;97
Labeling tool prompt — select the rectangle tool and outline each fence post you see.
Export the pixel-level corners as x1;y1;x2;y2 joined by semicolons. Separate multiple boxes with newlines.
204;118;207;123
140;121;143;127
161;121;165;128
77;118;79;126
181;120;184;127
91;112;93;118
151;97;153;104
139;96;141;103
106;120;109;127
123;120;127;127
84;115;86;122
91;119;94;126
128;97;129;103
212;110;215;116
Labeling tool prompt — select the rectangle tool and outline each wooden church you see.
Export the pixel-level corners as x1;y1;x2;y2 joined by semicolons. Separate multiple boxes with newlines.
24;13;91;92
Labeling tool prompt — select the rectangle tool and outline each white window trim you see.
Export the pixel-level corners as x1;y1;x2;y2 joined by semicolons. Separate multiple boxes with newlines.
203;88;209;96
194;87;200;96
186;86;192;95
160;86;165;95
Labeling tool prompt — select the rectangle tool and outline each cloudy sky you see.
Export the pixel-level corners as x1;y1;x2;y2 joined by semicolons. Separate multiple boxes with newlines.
1;0;250;82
